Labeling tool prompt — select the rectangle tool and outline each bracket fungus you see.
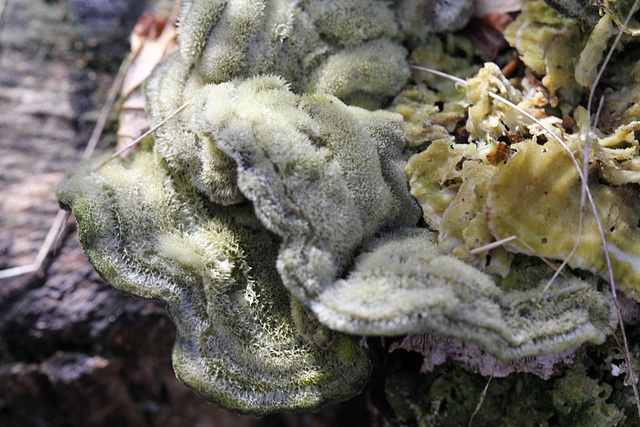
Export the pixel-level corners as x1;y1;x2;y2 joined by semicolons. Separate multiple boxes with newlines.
58;152;370;414
58;0;640;417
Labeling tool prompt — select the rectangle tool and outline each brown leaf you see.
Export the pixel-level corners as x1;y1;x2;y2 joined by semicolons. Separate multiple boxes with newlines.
116;9;179;155
464;14;515;61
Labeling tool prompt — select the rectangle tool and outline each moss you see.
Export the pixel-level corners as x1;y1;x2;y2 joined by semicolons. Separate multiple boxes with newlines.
385;361;556;426
552;369;625;425
383;334;640;426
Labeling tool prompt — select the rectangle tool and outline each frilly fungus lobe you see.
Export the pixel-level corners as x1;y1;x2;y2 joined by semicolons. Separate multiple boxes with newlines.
58;152;370;414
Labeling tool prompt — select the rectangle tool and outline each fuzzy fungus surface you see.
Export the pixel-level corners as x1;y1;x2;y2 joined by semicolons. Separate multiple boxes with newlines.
57;0;640;417
57;152;371;415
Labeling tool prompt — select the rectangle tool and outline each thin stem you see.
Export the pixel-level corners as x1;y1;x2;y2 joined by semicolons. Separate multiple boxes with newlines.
409;64;467;85
96;99;192;170
82;52;134;160
0;51;133;280
468;364;497;427
0;210;71;279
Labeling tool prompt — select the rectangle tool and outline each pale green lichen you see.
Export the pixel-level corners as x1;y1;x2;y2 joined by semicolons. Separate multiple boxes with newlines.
464;63;524;140
390;85;457;149
405;58;640;295
305;0;398;46
407;34;477;104
57;0;640;417
176;0;410;103
58;152;370;415
144;55;244;205
406;140;467;229
438;161;513;276
508;1;640;106
313;227;615;360
184;74;421;312
305;38;410;108
575;12;615;88
487;137;640;297
389;34;476;149
191;74;617;356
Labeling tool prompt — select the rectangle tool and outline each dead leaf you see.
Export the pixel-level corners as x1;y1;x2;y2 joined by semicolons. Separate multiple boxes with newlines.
116;8;179;156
